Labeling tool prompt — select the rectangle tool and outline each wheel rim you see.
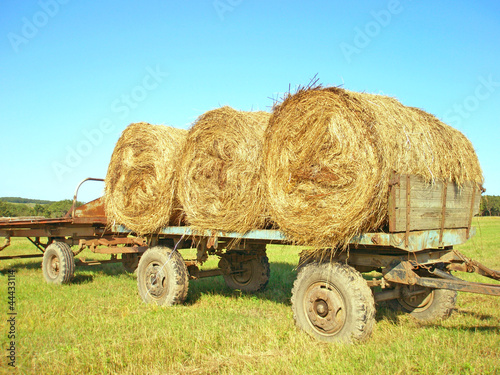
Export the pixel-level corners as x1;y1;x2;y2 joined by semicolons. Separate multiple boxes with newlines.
232;261;253;286
304;281;346;336
398;286;434;312
144;262;168;299
47;254;60;279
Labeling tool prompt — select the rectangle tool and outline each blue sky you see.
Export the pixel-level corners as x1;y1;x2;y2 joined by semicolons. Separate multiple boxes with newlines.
1;0;499;202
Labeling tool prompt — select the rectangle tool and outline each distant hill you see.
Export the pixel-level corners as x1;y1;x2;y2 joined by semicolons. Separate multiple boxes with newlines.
0;197;54;205
0;199;83;218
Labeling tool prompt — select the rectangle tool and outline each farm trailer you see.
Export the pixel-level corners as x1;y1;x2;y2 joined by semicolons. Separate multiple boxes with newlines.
0;176;499;343
0;178;146;279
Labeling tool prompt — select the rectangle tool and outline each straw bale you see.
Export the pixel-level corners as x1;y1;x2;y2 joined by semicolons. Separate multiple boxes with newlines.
177;106;271;233
104;122;187;235
263;86;483;249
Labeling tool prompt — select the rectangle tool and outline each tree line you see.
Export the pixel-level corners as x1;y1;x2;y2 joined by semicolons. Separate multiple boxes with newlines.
0;200;82;218
480;195;500;216
0;195;498;219
0;197;54;205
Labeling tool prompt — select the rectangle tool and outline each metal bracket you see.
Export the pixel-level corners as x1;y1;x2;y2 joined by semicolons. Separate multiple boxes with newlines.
383;260;418;285
383;258;500;297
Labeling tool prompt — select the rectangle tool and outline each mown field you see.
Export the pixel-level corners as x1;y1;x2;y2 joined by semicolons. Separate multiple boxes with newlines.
0;217;499;374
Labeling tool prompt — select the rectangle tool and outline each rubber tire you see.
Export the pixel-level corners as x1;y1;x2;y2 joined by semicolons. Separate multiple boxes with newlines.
221;254;270;292
137;246;189;306
291;262;375;343
386;286;457;322
42;242;75;284
122;253;139;273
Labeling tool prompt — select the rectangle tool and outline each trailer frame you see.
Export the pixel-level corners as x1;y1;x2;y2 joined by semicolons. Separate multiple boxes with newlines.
0;176;498;343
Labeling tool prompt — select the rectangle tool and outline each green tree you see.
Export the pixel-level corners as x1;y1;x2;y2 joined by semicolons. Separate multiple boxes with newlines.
0;201;12;217
481;195;500;216
33;204;49;217
46;200;78;218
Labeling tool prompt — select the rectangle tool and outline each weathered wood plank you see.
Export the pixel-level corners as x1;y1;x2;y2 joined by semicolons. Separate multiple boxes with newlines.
389;175;481;232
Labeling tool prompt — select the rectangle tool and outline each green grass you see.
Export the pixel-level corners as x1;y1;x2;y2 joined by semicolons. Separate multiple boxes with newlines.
0;218;499;374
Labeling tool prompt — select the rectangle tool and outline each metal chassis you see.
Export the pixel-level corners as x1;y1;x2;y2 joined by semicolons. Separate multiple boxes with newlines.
0;178;498;299
1;215;499;299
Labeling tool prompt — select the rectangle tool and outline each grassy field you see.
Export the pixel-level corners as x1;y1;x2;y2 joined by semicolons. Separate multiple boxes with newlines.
0;217;499;374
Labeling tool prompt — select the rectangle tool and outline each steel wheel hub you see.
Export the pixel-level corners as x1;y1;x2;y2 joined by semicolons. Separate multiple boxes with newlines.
232;262;253;285
399;285;434;312
145;263;168;299
304;282;346;335
48;255;60;278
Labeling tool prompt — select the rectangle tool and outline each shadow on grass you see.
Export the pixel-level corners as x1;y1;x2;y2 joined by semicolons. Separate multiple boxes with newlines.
0;259;43;271
0;256;135;282
424;324;500;333
453;309;500;323
374;304;401;323
185;262;297;306
375;305;500;333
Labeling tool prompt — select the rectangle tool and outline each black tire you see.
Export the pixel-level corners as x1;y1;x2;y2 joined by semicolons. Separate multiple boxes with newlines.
137;246;189;306
219;253;270;292
42;242;75;284
386;285;457;322
122;253;139;273
291;262;375;343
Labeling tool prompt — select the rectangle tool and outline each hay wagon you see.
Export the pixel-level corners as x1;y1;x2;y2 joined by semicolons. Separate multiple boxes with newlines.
1;177;499;343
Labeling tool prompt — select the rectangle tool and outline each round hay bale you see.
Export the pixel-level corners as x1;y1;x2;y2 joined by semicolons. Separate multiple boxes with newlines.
177;106;271;233
263;86;483;249
104;122;188;235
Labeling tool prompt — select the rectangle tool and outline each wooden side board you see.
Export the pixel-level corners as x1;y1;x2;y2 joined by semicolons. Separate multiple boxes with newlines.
388;174;481;233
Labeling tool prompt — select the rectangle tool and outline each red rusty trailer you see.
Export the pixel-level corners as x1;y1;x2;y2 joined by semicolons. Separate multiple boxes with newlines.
0;178;148;281
1;176;499;343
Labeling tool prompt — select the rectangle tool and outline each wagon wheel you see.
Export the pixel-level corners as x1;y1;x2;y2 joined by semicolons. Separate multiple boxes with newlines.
136;246;189;306
122;253;139;273
219;252;270;292
291;262;375;343
42;242;75;284
386;284;457;322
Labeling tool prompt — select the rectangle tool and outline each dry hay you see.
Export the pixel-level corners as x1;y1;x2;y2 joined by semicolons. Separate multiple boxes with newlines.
263;86;483;250
104;122;188;235
176;106;271;233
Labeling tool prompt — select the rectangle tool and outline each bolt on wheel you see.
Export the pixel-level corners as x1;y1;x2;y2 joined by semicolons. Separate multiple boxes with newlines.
144;262;168;299
137;246;189;306
304;282;346;335
42;242;75;284
292;262;375;343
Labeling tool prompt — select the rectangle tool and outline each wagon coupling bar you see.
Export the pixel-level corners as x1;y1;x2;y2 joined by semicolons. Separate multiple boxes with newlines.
66;178;105;218
415;277;500;297
429;268;462;281
448;250;500;281
384;261;500;296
